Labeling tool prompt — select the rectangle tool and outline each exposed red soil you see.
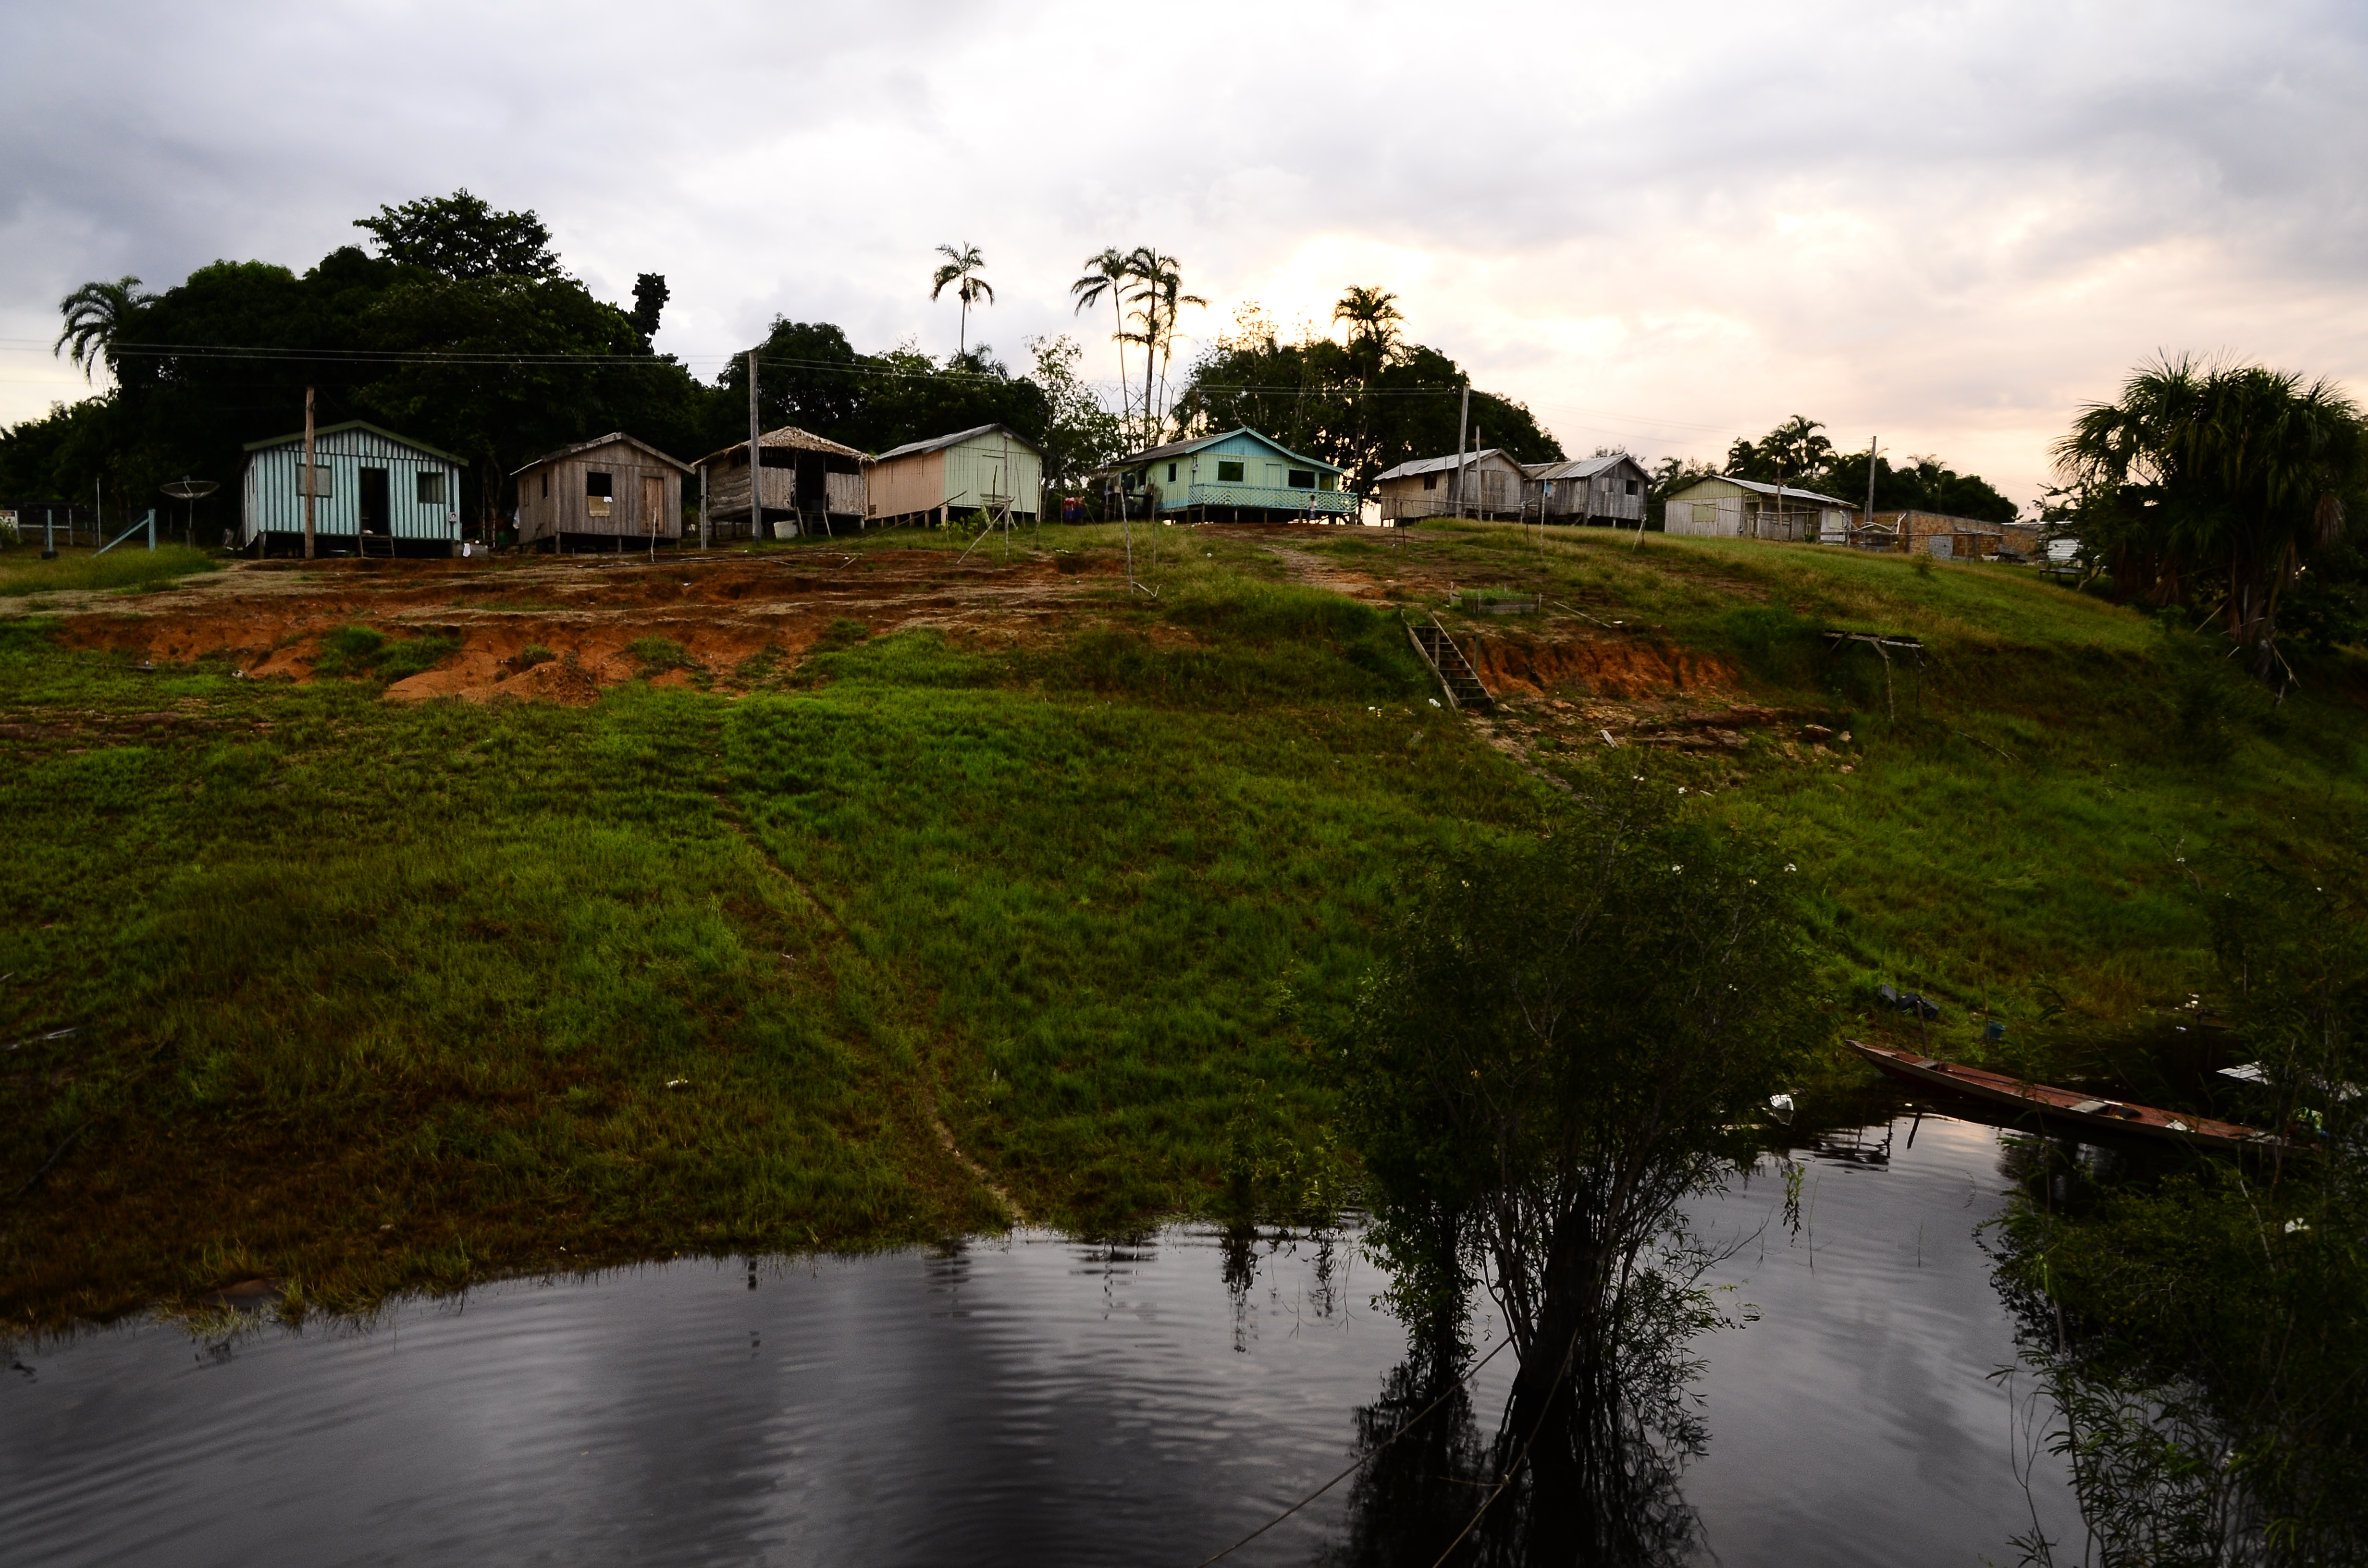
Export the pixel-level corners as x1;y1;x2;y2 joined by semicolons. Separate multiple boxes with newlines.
14;529;1749;717
1460;632;1739;701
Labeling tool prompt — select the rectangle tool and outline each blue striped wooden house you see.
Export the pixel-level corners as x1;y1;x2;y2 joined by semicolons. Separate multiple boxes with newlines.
240;420;464;552
1114;429;1354;522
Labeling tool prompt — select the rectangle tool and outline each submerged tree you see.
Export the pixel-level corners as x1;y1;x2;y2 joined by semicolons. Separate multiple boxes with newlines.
1344;777;1823;1558
1994;859;2368;1565
2054;356;2368;681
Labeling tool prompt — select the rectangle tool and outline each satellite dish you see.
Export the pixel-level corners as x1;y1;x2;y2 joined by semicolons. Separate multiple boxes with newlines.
160;477;222;548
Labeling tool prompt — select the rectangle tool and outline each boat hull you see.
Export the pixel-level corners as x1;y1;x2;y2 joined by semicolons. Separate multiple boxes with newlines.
1846;1040;2280;1154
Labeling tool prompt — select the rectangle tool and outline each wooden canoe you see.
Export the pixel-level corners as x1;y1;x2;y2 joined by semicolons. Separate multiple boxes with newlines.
1846;1039;2283;1154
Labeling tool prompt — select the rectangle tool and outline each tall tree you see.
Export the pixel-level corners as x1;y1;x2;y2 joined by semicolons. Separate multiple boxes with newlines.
1331;284;1405;373
353;190;562;281
629;273;669;351
1070;247;1137;435
2055;356;2367;678
53;276;154;380
1121;247;1204;447
1332;285;1404;464
929;242;994;359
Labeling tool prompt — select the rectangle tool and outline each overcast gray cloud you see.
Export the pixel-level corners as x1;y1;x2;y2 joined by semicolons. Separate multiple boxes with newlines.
5;0;2364;506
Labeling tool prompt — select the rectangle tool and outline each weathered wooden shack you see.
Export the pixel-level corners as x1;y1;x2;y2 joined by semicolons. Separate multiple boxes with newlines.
1372;448;1528;522
868;424;1043;526
1525;454;1652;527
698;426;869;539
240;420;464;554
1662;475;1854;543
511;433;691;550
1102;428;1353;522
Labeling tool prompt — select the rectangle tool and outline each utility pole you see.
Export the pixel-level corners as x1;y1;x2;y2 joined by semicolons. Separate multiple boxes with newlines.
302;386;317;560
699;463;709;550
1862;436;1879;541
747;349;761;542
1455;384;1470;519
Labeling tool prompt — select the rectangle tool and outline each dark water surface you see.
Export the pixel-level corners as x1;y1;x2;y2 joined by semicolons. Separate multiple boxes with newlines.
1;1110;2079;1566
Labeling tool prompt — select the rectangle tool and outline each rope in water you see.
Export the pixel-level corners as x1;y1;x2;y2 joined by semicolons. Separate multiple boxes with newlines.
1187;1332;1513;1568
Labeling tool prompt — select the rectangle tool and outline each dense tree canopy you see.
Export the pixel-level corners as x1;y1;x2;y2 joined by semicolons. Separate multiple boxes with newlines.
2054;356;2368;671
1173;300;1562;489
352;190;564;282
1720;415;2018;521
1;192;1098;531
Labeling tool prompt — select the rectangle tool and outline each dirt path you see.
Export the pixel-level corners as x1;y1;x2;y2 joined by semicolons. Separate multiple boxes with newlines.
1252;539;1390;602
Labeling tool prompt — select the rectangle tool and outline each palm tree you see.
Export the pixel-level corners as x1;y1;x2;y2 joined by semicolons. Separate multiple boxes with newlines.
1072;247;1137;435
54;275;153;380
1332;285;1404;369
2055;355;2366;677
929;243;994;359
1332;286;1405;478
1122;248;1205;446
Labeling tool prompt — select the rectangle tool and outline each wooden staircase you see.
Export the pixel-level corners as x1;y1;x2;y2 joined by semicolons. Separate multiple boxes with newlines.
1407;614;1494;712
356;533;396;559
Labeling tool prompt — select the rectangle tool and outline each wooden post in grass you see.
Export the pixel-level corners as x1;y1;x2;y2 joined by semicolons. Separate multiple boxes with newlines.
747;350;761;543
1455;385;1470;519
303;386;317;561
1862;436;1879;539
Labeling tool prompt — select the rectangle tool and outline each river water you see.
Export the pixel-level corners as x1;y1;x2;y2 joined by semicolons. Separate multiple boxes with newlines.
0;1108;2082;1566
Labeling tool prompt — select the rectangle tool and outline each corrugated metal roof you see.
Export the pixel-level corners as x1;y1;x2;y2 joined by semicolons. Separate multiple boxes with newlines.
1672;474;1855;508
871;423;1043;464
514;431;694;477
1524;453;1644;482
1372;449;1513;483
240;419;464;464
693;425;871;468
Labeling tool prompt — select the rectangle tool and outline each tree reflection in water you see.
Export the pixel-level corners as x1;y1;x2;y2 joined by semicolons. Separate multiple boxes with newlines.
1320;785;1822;1567
1325;1258;1714;1568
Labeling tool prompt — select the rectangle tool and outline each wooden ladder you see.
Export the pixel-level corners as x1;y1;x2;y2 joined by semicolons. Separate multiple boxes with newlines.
356;533;395;559
1407;614;1494;712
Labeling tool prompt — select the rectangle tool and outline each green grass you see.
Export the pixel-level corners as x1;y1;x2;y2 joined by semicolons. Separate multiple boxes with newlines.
0;544;222;598
2;520;2363;1328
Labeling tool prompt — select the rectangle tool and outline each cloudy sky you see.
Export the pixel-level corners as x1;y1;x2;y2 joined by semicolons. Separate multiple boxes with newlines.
4;0;2363;508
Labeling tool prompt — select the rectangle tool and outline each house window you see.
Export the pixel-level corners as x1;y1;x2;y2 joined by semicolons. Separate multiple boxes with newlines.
417;471;446;505
293;462;333;498
1422;473;1437;490
1287;468;1315;490
587;471;614;517
1626;478;1640;495
1217;460;1244;483
1167;463;1178;482
541;473;549;498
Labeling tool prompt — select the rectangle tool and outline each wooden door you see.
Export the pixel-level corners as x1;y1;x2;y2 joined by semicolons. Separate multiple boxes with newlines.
642;474;666;538
358;466;390;534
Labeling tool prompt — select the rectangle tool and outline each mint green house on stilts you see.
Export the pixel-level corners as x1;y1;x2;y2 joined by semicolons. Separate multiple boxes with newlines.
1111;428;1355;522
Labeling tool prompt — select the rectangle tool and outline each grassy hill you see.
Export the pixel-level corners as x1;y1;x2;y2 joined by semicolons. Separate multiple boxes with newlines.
2;521;2361;1330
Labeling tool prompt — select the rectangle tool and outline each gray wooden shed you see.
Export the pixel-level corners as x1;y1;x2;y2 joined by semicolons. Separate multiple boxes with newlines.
512;433;692;549
240;421;463;552
1525;454;1652;527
